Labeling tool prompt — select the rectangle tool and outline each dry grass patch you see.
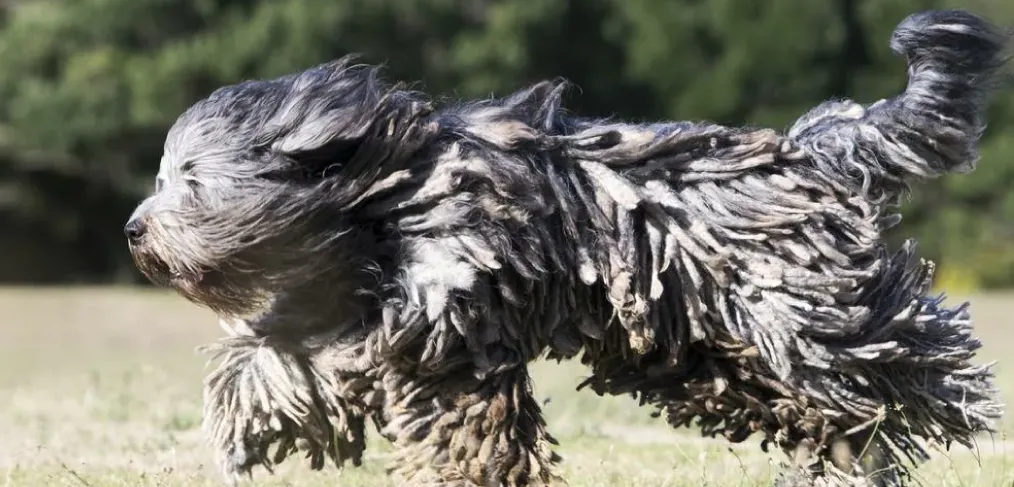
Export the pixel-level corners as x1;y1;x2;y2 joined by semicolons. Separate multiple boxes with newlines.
0;288;1011;486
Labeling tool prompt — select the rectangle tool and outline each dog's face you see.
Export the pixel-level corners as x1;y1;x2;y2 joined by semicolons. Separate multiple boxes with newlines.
125;58;424;316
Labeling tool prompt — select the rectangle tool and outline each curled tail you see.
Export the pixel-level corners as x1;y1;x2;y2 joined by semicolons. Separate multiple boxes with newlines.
789;10;1010;197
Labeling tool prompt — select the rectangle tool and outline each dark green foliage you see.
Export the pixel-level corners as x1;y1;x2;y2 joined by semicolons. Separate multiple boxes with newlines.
0;0;1012;286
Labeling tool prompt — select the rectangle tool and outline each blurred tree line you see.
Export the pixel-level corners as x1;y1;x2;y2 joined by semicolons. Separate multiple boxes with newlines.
0;0;1012;289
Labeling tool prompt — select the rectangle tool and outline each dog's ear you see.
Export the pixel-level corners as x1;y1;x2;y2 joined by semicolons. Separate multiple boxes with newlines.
255;59;437;186
269;59;383;154
332;93;436;188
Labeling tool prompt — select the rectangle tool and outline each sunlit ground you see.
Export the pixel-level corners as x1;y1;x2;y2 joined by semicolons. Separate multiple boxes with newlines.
0;288;1010;486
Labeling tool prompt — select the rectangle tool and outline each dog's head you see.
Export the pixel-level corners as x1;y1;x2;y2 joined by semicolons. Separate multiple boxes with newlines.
125;57;436;316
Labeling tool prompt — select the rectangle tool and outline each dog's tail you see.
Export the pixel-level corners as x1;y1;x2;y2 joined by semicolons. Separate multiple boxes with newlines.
789;10;1010;198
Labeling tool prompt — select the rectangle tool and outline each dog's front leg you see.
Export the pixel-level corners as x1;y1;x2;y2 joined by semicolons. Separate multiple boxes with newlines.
200;316;370;483
378;365;561;487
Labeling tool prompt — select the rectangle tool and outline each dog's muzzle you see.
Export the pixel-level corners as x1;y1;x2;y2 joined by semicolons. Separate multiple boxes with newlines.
124;217;146;245
124;214;172;286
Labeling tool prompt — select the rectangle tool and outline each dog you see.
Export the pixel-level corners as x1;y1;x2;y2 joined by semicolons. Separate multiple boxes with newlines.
125;10;1008;486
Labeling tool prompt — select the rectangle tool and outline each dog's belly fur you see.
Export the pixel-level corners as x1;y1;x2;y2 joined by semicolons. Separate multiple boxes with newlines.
145;9;1009;487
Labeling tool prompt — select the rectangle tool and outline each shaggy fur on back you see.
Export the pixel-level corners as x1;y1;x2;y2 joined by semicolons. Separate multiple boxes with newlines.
126;10;1009;487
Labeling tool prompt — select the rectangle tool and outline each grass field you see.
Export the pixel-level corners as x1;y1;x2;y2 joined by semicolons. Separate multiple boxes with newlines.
0;288;1010;486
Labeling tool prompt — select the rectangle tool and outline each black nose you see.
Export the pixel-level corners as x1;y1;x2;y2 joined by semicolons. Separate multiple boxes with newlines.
124;219;146;242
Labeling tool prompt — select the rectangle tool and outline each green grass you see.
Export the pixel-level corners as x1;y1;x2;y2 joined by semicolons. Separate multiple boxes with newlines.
0;288;1011;486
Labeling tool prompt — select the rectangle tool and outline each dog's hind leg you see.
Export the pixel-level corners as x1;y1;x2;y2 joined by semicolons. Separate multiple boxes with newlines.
577;348;906;487
378;365;562;487
771;433;901;487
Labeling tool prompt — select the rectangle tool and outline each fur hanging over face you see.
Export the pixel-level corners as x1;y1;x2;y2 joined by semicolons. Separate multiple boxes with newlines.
125;9;1010;487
